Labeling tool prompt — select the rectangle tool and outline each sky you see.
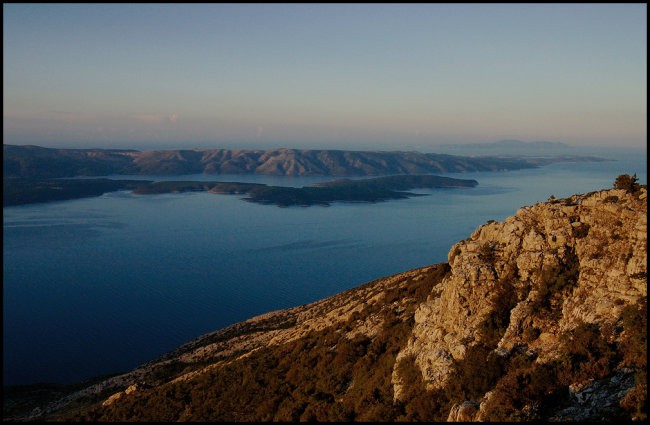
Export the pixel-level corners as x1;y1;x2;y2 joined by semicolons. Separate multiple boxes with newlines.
3;3;647;151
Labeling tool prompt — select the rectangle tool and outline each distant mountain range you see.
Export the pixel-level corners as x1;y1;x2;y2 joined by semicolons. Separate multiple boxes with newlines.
433;139;577;156
3;144;606;179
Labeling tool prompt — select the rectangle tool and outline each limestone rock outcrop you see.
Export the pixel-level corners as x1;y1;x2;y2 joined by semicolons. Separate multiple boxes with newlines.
392;187;647;416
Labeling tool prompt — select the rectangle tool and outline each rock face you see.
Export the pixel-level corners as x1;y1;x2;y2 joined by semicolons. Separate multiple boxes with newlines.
393;187;647;419
546;368;636;421
447;400;481;421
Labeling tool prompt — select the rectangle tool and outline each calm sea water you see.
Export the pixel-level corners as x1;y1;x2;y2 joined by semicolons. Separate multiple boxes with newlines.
3;150;646;386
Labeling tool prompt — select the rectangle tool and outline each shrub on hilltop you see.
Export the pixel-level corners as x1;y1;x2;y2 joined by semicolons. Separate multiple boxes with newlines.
613;174;641;193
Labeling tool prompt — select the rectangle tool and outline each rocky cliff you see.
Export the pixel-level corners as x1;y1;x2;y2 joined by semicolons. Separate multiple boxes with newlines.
393;185;647;420
4;183;646;422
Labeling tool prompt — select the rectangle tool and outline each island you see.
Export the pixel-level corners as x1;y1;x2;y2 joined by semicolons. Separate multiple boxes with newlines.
132;174;479;207
3;175;478;207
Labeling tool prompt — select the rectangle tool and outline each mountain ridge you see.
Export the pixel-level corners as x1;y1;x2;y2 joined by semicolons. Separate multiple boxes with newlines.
3;144;607;179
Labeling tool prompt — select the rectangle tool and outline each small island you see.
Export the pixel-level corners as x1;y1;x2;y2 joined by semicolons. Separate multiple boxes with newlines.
4;175;478;207
131;174;478;207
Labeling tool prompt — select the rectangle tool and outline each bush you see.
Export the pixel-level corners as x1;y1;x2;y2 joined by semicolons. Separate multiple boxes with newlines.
557;321;620;386
620;297;647;369
620;369;647;421
480;351;564;422
537;248;580;303
613;174;640;193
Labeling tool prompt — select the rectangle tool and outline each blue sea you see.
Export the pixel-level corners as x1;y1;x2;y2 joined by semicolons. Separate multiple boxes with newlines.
3;148;646;386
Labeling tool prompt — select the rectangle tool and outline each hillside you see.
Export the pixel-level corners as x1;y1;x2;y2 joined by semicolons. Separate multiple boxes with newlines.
3;144;607;179
3;181;646;422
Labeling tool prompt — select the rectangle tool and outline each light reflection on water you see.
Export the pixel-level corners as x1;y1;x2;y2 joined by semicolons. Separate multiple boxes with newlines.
3;153;646;385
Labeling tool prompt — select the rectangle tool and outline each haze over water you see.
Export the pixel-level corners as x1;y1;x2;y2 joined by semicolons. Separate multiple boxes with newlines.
3;150;646;385
3;4;646;150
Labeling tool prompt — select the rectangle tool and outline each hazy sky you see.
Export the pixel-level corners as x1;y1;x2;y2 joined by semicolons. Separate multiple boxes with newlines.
3;3;647;150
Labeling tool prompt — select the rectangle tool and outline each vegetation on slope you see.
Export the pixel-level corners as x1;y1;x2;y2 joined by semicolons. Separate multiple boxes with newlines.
64;265;450;422
63;258;647;421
